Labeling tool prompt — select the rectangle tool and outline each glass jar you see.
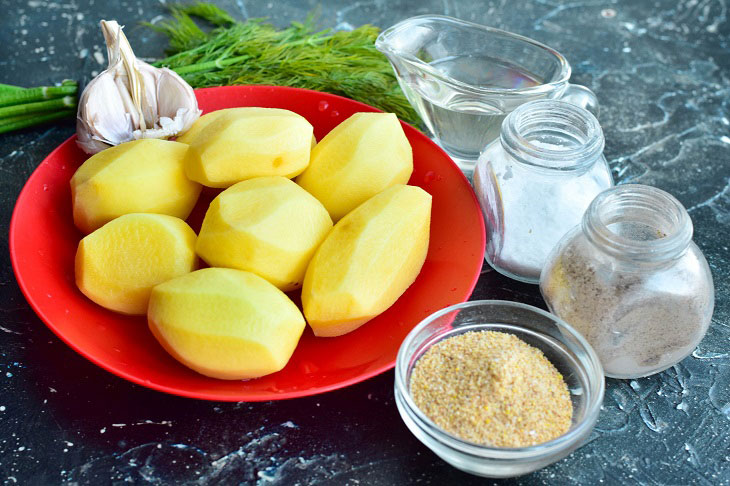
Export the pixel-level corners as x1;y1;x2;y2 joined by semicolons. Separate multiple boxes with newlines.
540;184;715;379
473;99;613;284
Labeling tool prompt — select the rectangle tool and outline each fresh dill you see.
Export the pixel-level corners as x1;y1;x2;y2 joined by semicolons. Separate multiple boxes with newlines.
147;3;421;126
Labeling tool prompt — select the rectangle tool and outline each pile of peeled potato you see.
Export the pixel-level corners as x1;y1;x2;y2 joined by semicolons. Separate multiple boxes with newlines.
71;108;432;380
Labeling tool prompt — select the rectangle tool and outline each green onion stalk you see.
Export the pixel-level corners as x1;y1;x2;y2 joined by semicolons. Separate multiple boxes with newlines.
0;80;77;134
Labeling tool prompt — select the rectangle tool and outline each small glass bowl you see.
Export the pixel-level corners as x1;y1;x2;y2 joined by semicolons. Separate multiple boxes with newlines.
394;300;604;478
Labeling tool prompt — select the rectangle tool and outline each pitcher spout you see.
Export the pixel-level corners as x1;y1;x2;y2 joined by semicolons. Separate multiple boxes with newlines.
375;15;446;76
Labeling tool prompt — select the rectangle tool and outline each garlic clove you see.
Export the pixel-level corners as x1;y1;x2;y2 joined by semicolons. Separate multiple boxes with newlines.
155;69;199;133
77;73;133;150
76;118;116;155
112;75;141;130
76;20;201;154
139;67;159;129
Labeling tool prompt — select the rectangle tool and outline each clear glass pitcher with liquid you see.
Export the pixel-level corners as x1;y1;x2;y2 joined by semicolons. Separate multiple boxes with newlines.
375;15;599;175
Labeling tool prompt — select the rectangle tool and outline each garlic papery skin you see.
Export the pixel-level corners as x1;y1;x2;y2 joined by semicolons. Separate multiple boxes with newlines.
76;20;201;154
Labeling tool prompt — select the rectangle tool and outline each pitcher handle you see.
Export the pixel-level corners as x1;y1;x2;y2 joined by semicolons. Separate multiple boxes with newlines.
560;83;599;118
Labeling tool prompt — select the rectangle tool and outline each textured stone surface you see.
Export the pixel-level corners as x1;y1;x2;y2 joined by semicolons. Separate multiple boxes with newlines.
0;0;728;484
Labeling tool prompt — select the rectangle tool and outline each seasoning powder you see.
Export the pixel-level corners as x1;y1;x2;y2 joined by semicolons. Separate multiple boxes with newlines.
540;238;712;377
409;331;572;447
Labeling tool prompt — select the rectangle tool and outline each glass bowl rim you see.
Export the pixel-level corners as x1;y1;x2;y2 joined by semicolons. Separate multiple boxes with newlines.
394;299;605;460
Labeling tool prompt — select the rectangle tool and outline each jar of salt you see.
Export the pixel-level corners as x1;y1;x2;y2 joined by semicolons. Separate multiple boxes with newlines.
540;184;714;378
473;99;613;283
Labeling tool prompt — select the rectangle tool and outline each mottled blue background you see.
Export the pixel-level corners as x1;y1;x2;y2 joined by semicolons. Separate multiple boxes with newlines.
0;0;728;484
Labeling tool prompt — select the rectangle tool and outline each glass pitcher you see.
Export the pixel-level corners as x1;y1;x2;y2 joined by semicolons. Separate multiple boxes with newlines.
376;15;599;175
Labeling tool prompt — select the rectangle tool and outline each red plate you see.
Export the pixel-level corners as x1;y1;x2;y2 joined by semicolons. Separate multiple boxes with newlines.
9;86;485;401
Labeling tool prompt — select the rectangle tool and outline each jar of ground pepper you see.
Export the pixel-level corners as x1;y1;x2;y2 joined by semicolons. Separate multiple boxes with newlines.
540;184;715;378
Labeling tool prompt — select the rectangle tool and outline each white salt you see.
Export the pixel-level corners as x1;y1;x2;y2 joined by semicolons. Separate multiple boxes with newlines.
475;141;612;282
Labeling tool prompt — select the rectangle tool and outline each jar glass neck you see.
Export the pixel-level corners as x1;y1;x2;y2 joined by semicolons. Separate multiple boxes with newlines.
500;99;604;172
582;184;693;263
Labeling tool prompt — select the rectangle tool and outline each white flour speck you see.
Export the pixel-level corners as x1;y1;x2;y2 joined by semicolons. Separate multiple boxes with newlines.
135;420;173;427
93;51;105;65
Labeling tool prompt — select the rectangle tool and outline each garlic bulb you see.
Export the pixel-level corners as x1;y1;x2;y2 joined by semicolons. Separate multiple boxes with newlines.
76;20;201;154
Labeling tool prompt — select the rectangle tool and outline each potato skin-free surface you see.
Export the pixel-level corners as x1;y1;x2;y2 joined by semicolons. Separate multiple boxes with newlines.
195;176;333;291
302;185;432;337
296;112;413;221
70;139;201;234
175;108;237;144
148;267;306;380
179;108;318;147
75;213;198;315
183;108;313;188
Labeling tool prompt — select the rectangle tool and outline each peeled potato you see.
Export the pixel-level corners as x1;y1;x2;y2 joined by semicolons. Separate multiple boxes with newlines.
302;184;431;337
70;138;201;234
196;176;332;291
183;107;314;188
75;213;197;315
148;267;306;379
178;108;318;148
176;108;238;144
296;112;413;221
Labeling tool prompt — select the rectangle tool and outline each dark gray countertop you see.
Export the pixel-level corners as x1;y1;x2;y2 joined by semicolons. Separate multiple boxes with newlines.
1;0;729;484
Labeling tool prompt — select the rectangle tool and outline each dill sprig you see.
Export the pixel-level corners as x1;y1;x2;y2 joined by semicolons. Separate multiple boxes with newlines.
147;3;420;126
